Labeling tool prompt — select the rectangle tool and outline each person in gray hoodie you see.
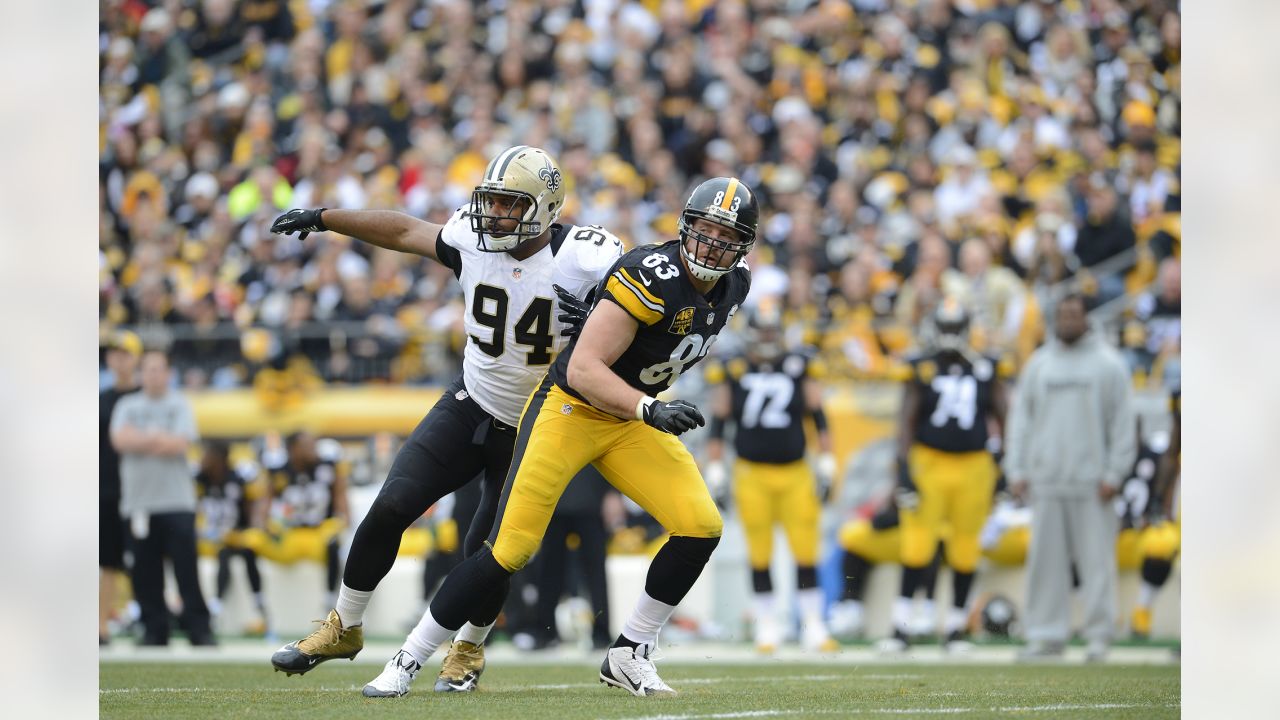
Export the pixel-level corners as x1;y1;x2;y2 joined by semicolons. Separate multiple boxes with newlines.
1003;293;1136;661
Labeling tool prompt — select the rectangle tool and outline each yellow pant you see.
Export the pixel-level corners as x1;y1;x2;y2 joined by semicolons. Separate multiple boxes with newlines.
839;519;904;565
900;445;997;573
239;519;344;564
734;459;821;569
975;522;1180;570
492;382;722;572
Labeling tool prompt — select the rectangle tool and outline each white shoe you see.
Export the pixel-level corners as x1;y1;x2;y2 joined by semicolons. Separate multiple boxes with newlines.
362;650;422;698
829;600;865;639
801;622;839;653
599;643;676;697
754;617;782;654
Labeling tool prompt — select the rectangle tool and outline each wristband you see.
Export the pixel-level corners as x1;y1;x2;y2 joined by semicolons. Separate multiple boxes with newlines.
635;396;656;422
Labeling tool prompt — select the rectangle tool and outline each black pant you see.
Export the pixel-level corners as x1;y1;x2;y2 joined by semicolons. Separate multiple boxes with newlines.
422;479;483;601
344;375;517;591
534;511;611;648
216;546;263;598
128;511;212;643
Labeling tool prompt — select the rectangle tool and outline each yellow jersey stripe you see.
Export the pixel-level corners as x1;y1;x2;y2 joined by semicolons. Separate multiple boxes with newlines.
617;268;663;308
606;276;664;325
720;178;740;210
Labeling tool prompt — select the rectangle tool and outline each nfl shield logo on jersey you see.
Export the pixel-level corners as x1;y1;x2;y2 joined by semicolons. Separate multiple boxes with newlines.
561;403;573;415
669;307;695;335
512;267;523;280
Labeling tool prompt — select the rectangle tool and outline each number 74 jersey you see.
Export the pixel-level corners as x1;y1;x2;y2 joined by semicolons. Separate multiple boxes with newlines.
908;351;1015;453
436;208;624;426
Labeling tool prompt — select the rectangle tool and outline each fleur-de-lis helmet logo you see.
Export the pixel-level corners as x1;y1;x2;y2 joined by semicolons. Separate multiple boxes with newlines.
538;162;562;193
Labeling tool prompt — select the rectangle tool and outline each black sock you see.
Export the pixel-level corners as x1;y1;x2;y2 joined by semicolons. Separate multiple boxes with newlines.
952;571;975;611
842;552;871;601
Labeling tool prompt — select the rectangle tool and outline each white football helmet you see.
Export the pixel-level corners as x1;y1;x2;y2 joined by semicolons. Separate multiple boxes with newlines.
467;145;566;252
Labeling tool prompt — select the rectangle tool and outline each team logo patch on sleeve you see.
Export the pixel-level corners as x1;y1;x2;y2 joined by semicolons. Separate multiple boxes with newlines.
669;307;696;335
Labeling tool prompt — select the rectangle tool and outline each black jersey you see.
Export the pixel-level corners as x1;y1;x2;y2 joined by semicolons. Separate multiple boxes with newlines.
705;351;821;464
196;461;261;538
1114;439;1164;529
550;240;751;401
100;386;137;499
908;351;1012;453
264;441;344;528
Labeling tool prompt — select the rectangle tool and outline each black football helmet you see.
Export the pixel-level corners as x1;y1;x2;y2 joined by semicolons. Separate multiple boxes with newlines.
678;176;759;281
744;301;785;362
927;297;972;354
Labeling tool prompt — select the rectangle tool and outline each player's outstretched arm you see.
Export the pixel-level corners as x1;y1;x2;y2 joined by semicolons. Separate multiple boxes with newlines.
271;208;444;262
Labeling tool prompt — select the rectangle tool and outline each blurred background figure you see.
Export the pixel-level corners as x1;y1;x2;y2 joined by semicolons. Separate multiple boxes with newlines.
261;430;350;612
100;331;142;645
704;302;838;653
195;440;272;638
882;300;1009;654
110;349;213;646
1004;294;1135;662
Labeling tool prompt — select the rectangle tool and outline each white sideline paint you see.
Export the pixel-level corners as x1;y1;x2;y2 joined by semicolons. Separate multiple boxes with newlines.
617;704;1178;720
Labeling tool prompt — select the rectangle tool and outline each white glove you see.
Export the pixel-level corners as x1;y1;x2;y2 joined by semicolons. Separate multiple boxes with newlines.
704;462;728;503
814;453;837;503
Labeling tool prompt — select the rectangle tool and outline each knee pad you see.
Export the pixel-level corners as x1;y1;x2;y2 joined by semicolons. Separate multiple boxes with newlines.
945;534;982;574
491;527;543;572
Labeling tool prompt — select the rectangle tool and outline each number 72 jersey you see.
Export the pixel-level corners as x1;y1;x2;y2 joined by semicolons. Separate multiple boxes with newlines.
436;208;624;426
908;351;1014;453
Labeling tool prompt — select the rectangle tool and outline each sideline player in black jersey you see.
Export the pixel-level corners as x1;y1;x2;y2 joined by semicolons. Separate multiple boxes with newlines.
390;177;757;697
195;441;271;636
884;299;1011;653
262;431;350;610
703;303;838;653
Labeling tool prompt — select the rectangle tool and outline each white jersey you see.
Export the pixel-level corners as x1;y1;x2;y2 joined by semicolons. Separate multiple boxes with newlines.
437;208;623;425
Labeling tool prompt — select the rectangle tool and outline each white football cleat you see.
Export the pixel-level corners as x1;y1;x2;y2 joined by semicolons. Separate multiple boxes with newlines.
599;643;676;697
828;600;865;639
362;650;422;698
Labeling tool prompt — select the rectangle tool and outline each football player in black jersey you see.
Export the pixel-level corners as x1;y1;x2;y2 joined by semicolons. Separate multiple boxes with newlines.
703;303;839;653
261;431;350;611
1129;390;1181;637
885;299;1011;653
395;177;757;697
196;441;272;637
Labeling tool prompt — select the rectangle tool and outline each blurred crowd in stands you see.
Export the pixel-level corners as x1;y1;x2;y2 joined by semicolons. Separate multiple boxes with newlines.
99;0;1181;392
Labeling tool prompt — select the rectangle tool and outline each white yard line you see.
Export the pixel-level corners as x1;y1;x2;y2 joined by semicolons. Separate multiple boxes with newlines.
616;703;1178;720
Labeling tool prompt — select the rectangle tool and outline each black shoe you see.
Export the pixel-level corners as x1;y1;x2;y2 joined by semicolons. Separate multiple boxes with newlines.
189;633;218;647
138;636;169;647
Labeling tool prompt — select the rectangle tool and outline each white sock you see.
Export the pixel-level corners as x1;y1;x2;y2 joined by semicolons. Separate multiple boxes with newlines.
456;621;494;646
621;591;677;647
334;584;374;627
402;609;457;665
796;588;825;623
945;606;968;635
892;596;913;634
253;592;268;615
752;592;777;624
1137;582;1156;608
208;597;223;617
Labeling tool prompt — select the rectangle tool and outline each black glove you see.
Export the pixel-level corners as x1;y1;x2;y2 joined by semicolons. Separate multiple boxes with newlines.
553;284;595;337
270;208;328;241
895;458;919;511
640;398;705;436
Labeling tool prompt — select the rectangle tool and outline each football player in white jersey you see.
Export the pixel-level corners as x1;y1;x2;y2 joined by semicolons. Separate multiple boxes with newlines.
267;146;623;696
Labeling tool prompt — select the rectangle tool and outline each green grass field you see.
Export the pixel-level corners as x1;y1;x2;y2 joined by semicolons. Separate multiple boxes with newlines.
100;662;1179;719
